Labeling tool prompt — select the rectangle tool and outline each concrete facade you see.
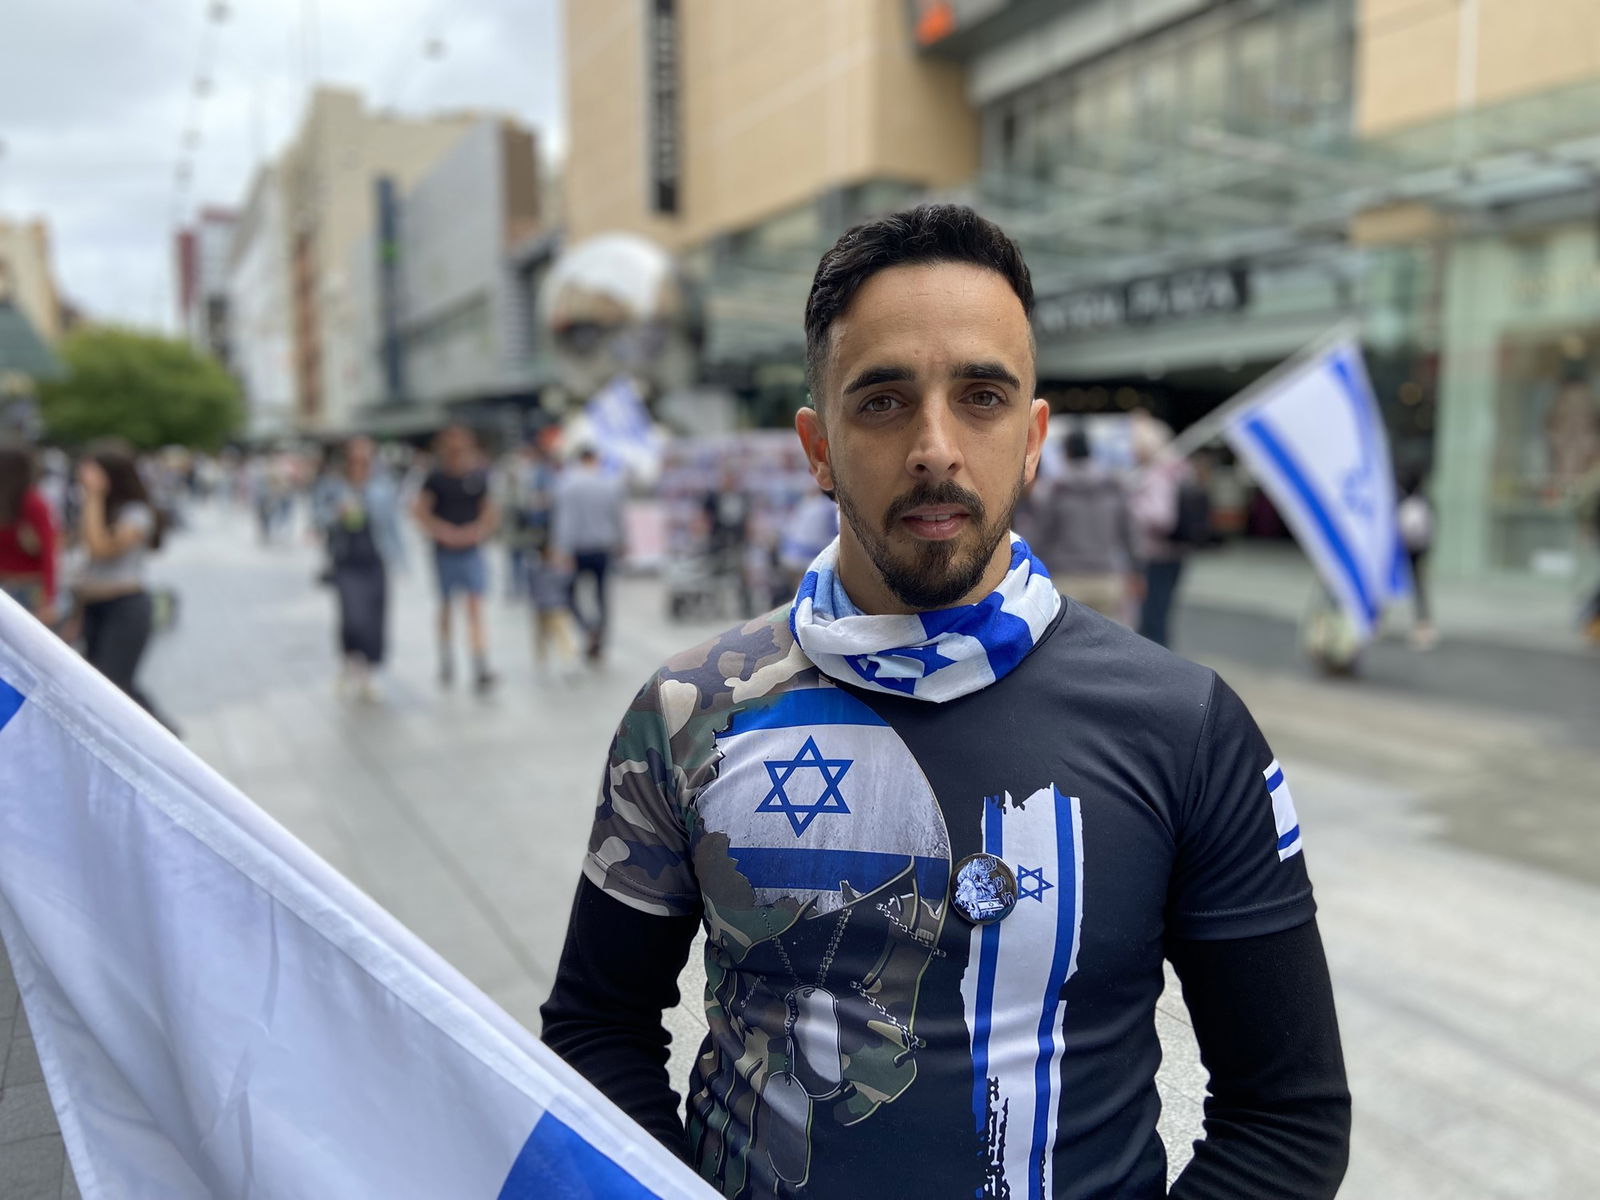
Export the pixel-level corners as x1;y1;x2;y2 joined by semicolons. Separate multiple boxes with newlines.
1358;0;1600;133
174;208;237;368
0;219;63;346
346;119;543;422
226;166;298;439
277;88;481;433
563;0;978;250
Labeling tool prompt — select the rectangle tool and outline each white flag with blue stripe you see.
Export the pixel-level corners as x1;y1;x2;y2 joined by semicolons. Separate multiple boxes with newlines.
1220;336;1409;641
0;592;714;1200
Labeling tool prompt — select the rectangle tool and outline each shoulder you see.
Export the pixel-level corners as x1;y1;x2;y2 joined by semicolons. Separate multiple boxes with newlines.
1035;599;1217;718
632;608;816;766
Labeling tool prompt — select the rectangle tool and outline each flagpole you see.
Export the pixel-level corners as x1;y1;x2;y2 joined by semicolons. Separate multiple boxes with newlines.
1166;319;1362;461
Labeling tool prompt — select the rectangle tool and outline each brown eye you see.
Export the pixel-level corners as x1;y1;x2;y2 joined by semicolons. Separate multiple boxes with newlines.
861;394;899;415
968;390;1005;409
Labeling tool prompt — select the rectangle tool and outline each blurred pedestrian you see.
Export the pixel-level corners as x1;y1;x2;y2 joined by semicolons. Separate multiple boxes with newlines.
315;436;404;702
496;436;557;600
776;490;839;602
0;442;59;626
552;445;626;664
528;540;578;677
414;425;499;693
1027;425;1139;621
1129;414;1200;648
703;464;753;614
73;447;173;729
1397;471;1437;650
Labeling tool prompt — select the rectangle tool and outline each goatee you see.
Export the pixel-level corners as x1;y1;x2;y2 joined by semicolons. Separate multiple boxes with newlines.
834;475;1023;610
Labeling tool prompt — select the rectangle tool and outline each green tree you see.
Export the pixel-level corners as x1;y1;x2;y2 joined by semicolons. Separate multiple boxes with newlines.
37;326;243;450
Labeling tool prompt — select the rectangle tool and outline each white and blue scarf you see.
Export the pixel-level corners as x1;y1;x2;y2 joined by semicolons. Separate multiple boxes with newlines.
789;534;1061;703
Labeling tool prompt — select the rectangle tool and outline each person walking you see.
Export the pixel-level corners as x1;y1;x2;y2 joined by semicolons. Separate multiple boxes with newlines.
73;447;173;729
527;540;578;677
552;445;626;664
1397;471;1438;650
1129;413;1196;648
413;425;499;693
1027;424;1139;620
542;205;1348;1200
314;436;404;701
0;442;59;627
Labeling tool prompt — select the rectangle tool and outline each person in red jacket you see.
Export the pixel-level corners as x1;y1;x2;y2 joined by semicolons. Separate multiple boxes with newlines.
0;442;59;627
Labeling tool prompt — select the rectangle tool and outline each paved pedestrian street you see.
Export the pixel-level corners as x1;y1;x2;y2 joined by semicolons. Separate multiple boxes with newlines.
4;500;1599;1198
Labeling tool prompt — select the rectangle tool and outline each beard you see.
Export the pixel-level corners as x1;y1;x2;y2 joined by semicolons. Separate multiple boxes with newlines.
834;474;1024;610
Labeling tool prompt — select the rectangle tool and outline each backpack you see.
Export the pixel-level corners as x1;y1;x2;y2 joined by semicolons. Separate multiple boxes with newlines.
1169;478;1212;546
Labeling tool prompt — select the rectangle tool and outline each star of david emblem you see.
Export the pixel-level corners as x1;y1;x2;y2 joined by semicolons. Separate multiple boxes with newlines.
756;736;853;836
845;644;958;695
1016;864;1053;902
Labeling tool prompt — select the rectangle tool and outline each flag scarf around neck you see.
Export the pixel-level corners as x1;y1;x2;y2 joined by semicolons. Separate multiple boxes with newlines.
790;533;1061;702
0;589;715;1200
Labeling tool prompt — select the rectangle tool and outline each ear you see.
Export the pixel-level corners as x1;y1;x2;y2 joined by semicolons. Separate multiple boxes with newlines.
1023;397;1049;485
795;406;834;493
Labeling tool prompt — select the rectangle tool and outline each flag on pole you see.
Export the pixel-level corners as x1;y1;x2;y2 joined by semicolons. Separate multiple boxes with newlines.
0;592;714;1200
1219;335;1410;642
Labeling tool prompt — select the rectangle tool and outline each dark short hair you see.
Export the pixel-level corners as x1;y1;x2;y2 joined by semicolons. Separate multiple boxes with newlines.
803;204;1034;406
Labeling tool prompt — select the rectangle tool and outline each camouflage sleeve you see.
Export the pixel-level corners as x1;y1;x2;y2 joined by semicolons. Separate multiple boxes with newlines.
581;674;701;918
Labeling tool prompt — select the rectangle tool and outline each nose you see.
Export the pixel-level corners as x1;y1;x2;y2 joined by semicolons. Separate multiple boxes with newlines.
905;398;963;482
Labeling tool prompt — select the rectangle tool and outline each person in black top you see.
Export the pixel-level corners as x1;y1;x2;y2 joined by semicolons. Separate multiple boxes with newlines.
542;206;1350;1199
413;425;499;693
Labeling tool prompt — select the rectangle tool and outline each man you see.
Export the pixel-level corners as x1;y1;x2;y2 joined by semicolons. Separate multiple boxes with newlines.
413;425;498;692
552;445;626;663
542;206;1349;1199
1028;424;1140;621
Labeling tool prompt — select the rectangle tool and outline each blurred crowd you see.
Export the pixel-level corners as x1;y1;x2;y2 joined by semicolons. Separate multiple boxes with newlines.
5;408;1598;730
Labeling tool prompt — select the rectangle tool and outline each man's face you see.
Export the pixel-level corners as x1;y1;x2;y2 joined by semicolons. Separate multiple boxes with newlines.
796;262;1047;614
438;430;473;473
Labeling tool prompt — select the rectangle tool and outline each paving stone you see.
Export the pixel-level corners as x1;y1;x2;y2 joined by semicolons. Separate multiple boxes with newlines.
0;1083;62;1145
5;1035;44;1088
0;1136;65;1200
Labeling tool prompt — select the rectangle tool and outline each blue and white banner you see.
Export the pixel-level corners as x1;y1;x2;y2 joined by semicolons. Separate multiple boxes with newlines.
1221;336;1409;642
586;374;665;483
0;592;714;1199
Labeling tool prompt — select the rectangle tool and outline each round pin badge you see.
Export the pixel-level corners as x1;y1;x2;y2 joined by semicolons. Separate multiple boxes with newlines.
950;852;1019;925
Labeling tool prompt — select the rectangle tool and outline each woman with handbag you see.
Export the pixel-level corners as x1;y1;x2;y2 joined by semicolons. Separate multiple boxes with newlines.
314;436;405;701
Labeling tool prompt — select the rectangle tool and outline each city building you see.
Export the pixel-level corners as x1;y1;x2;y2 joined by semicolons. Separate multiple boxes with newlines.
345;117;549;437
275;86;481;433
562;0;1600;583
226;166;298;440
0;217;66;346
174;207;238;368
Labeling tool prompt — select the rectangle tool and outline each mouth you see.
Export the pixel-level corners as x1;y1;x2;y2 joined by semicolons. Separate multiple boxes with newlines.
898;506;971;541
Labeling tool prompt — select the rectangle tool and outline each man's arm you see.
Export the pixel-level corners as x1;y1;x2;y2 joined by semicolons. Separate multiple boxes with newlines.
540;878;701;1154
1166;920;1350;1200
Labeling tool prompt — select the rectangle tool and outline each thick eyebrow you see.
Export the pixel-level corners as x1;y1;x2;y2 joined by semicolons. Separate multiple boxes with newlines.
842;364;917;396
954;361;1022;390
841;361;1022;396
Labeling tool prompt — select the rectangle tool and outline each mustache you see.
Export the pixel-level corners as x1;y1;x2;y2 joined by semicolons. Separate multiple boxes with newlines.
883;481;987;531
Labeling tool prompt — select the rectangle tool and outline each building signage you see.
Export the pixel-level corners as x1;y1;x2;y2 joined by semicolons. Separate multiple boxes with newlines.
647;0;680;215
1034;265;1250;338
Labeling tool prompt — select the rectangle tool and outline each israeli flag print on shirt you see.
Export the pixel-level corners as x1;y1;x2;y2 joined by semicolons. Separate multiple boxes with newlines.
960;786;1085;1200
700;686;951;914
1265;759;1303;861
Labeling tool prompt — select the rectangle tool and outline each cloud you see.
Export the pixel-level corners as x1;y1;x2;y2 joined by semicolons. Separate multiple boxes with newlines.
0;0;563;329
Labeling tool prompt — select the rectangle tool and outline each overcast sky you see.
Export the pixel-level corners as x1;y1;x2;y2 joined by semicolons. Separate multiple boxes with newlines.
0;0;564;331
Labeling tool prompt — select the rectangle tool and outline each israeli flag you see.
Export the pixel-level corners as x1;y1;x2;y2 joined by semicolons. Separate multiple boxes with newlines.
1220;335;1410;641
0;592;714;1199
586;373;665;483
1264;759;1303;862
